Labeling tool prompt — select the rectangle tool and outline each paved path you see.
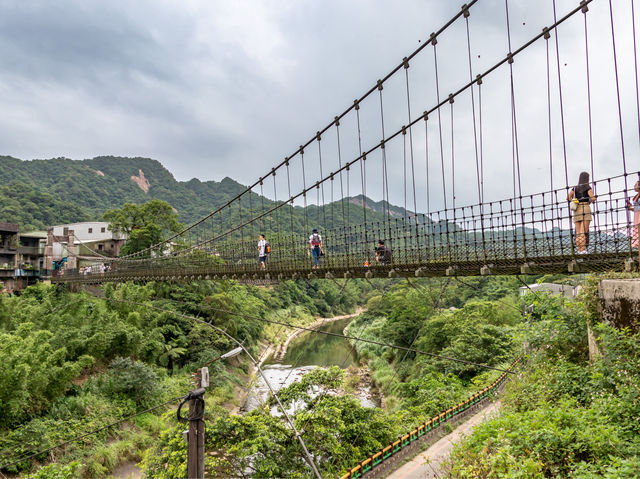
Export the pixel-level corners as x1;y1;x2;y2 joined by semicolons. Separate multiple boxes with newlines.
386;400;502;479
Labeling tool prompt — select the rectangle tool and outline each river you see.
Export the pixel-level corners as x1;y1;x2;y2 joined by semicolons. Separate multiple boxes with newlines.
243;316;378;412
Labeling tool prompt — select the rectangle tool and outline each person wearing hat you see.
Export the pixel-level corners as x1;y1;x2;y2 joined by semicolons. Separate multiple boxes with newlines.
308;228;323;269
374;239;391;265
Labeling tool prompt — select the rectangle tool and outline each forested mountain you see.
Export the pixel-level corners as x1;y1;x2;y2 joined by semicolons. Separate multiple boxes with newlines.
0;156;413;231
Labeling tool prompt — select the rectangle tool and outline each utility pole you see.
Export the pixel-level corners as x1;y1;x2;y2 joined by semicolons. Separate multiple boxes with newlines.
184;368;207;479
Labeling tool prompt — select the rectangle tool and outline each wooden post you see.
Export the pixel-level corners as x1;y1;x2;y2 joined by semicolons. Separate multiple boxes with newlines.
187;370;205;479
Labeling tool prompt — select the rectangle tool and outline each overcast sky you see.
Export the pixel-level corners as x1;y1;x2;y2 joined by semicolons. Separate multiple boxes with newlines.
0;0;638;212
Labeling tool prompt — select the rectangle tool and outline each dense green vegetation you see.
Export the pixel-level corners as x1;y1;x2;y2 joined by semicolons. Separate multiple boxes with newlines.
0;279;371;478
140;276;523;478
446;278;640;478
0;181;91;232
3;270;633;478
103;199;184;255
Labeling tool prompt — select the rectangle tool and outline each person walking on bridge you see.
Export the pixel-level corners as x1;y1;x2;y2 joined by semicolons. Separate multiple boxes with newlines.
374;239;391;265
258;234;269;270
308;228;323;269
567;171;596;254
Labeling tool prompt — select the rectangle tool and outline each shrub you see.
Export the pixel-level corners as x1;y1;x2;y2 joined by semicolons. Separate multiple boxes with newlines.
99;357;160;406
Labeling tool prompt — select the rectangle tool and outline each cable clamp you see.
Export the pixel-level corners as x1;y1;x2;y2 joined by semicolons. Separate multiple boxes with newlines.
543;27;551;40
362;153;367;162
402;57;409;69
507;52;514;65
430;32;437;46
334;116;340;127
299;145;304;155
448;94;454;104
377;79;383;91
402;125;407;135
284;157;289;166
271;168;276;177
380;139;385;149
423;111;429;121
462;4;470;18
354;99;360;111
259;178;263;185
580;0;588;13
476;74;483;85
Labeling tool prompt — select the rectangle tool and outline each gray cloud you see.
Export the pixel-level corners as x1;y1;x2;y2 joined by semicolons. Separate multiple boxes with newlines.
0;0;637;214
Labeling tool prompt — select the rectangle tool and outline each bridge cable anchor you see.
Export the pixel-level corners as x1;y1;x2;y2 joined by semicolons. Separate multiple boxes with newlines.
624;257;637;272
520;262;534;275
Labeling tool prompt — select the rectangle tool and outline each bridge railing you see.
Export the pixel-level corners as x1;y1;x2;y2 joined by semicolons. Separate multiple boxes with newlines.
54;173;638;282
338;357;521;479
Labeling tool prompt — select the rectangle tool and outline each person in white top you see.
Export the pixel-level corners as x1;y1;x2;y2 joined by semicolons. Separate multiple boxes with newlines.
308;228;323;269
258;234;268;269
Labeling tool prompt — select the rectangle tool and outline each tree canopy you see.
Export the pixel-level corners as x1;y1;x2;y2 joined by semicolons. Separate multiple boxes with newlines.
103;199;183;255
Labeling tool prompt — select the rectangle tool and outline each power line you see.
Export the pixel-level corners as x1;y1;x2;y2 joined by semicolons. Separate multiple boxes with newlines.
0;396;183;472
106;296;514;375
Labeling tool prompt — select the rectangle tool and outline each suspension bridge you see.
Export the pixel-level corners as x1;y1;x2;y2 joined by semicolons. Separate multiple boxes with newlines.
53;0;640;286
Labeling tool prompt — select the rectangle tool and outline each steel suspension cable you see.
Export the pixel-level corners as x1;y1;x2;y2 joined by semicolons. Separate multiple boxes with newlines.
582;3;599;232
378;82;391;238
608;0;628;179
478;79;485;203
432;38;448;211
356;100;369;262
505;0;522;201
632;0;640;146
544;29;559;248
552;0;570;189
404;60;418;222
450;97;456;213
118;0;598;264
424;114;431;215
464;9;482;205
316;132;327;227
114;1;483;262
0;396;183;471
545;31;554;195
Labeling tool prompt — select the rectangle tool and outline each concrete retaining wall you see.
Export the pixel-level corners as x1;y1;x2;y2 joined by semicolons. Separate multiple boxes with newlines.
598;279;640;332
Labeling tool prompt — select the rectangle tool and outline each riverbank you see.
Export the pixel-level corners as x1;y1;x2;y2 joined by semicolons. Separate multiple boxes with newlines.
230;307;365;414
273;306;365;361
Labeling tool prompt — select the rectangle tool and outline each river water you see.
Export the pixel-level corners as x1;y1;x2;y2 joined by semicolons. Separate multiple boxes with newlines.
243;316;377;412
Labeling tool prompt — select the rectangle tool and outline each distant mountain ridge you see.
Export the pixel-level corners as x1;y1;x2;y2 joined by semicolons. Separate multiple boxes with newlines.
0;156;416;232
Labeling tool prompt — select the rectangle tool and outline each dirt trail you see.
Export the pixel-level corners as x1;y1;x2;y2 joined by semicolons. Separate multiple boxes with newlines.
386;400;502;479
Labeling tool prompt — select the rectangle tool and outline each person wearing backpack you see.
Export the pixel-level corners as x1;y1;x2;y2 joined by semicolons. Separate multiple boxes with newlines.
374;239;391;265
258;234;270;269
308;228;323;269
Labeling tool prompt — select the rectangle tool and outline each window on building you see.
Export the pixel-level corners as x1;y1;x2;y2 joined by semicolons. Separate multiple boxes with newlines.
101;227;106;233
88;228;93;233
98;244;103;251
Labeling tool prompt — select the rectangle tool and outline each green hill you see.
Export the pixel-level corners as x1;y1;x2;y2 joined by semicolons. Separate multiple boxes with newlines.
0;156;420;235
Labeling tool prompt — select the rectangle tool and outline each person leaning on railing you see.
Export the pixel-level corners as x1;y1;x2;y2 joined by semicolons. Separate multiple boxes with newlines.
567;171;596;254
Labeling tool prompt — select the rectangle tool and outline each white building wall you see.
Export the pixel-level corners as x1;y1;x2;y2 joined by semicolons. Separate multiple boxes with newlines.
52;222;125;243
